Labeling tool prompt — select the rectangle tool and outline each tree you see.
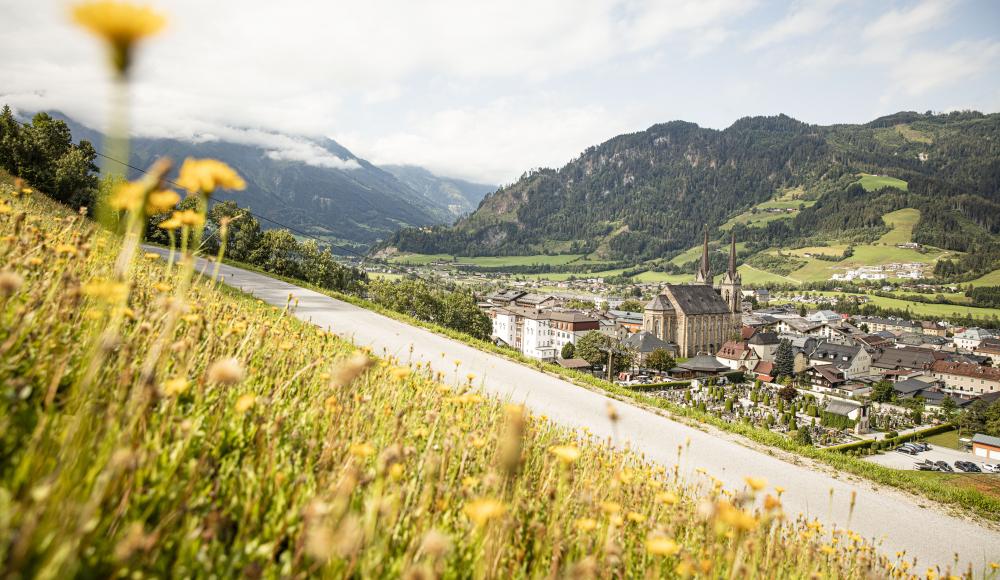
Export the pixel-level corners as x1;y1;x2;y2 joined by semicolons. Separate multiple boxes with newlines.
207;200;262;263
575;331;632;376
618;299;644;313
870;380;895;403
645;348;676;372
560;342;575;359
778;384;798;403
248;229;303;278
774;339;794;379
795;427;812;445
798;304;808;317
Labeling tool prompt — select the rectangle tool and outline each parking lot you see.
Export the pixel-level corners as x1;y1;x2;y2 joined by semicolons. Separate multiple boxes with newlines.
864;444;996;471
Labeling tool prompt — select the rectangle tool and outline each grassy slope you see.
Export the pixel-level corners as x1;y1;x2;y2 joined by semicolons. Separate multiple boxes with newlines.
856;173;909;192
774;291;1000;320
2;188;929;577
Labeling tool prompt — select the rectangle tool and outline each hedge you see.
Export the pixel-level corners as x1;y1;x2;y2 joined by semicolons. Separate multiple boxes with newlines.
827;423;956;454
627;380;692;391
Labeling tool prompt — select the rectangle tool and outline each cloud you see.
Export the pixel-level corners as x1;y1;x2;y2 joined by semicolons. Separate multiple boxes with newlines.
889;40;1000;96
863;0;953;42
748;0;845;50
342;97;633;184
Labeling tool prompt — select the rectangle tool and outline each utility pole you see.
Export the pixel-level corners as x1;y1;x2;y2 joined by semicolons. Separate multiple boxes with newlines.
607;348;614;382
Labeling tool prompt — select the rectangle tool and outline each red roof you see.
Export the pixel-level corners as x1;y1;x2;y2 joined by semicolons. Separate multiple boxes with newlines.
741;326;756;340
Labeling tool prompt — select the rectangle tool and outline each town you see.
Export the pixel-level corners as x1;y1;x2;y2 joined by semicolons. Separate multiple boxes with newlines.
479;235;1000;470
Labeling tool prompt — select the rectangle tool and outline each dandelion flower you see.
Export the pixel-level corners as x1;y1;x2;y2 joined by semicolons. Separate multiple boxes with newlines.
174;209;204;228
176;158;246;195
390;366;411;381
235;393;256;413
349;442;374;458
646;536;681;556
575;518;597;532
463;498;505;527
206;357;244;384
82;279;128;303
626;511;647;523
819;545;836;555
109;181;144;211
549;445;581;465
744;476;767;492
157;216;181;230
71;0;166;75
145;189;180;214
143;252;160;260
56;244;77;255
161;377;188;397
656;491;679;505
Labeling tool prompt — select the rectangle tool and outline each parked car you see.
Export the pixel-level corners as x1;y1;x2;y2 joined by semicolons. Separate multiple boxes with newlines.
915;462;937;471
935;461;954;472
955;461;983;473
910;442;930;451
896;446;917;455
981;463;999;473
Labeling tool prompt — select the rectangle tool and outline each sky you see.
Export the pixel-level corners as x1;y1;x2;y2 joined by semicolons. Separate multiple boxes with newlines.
1;0;999;185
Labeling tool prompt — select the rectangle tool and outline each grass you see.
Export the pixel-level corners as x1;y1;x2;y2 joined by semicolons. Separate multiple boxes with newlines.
773;291;1000;321
969;268;1000;287
388;253;584;267
925;429;962;450
3;189;948;577
856;173;908;192
878;208;920;245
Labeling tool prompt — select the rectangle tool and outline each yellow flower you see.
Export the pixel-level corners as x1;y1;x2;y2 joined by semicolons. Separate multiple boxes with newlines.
774;485;785;495
109;181;144;211
71;1;166;74
646;536;681;556
145;189;180;214
626;511;647;523
157;216;181;230
143;252;160;260
600;501;621;514
819;544;836;555
656;491;679;505
390;367;411;381
575;518;597;532
161;377;188;397
463;498;505;527
549;445;581;464
82;279;128;303
56;244;78;255
235;393;256;413
174;209;205;228
744;476;767;492
349;442;374;458
0;202;11;215
176;158;246;195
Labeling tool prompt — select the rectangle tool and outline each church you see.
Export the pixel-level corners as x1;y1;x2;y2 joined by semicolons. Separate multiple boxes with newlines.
642;231;742;358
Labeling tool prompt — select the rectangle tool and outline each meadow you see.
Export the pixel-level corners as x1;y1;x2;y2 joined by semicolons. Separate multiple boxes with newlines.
1;179;946;577
856;173;909;192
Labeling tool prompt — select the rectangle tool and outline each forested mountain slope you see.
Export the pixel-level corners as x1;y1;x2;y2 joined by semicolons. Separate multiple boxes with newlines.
386;111;1000;264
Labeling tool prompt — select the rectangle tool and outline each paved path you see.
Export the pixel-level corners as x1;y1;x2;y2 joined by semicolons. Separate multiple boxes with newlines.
164;250;999;570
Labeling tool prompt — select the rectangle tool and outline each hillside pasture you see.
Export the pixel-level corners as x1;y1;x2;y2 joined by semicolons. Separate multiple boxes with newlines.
856;173;908;192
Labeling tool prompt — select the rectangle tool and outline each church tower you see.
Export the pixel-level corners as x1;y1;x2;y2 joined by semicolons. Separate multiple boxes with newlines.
694;227;711;285
718;232;742;313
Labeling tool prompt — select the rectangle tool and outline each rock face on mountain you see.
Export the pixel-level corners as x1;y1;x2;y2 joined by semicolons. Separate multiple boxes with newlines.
386;111;1000;262
55;114;490;251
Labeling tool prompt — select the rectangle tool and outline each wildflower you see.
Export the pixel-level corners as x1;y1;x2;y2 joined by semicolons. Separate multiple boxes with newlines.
109;181;144;211
389;463;404;481
646;536;681;556
774;485;785;495
600;501;621;514
174;209;205;228
819;544;836;556
82;279;128;303
575;518;597;532
143;252;160;260
390;366;411;381
145;189;180;214
763;494;782;511
463;498;505;527
626;511;647;523
56;244;77;255
176;158;246;195
656;491;679;505
744;476;767;492
549;445;581;465
0;202;11;215
235;393;256;413
153;282;171;292
466;372;476;382
206;357;244;384
329;351;371;388
675;560;694;578
349;442;374;458
161;377;188;397
0;270;23;297
71;0;166;75
157;216;181;230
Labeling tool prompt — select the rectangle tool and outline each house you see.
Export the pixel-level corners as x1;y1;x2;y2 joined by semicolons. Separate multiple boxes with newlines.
716;340;760;370
931;360;1000;396
971;434;1000;461
953;327;994;351
857;334;893;351
806;364;848;392
743;312;780;331
490;307;599;361
607;309;644;334
808;342;872;378
742;288;770;305
515;293;558;309
751;360;775;382
854;316;921;335
807;310;842;324
975;338;1000;366
871;346;937;376
921;321;948;337
623;331;678;365
823;400;870;433
747;331;780;361
486;289;527;306
774;316;823;335
896;333;951;349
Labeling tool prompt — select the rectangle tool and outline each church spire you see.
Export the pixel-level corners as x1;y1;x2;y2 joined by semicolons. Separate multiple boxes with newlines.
695;225;710;284
728;231;737;278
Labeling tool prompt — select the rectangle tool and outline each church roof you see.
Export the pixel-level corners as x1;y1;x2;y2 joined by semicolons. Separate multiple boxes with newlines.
664;284;732;315
678;354;729;372
623;331;675;353
645;294;674;311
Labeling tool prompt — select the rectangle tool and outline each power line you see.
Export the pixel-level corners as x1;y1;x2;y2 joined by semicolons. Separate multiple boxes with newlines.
10;116;372;261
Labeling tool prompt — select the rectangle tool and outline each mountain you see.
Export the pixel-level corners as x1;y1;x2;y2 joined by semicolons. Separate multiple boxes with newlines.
381;164;494;217
51;114;464;251
385;111;1000;265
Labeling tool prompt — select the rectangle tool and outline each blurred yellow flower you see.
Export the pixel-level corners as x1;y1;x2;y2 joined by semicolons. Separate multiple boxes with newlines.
626;511;646;523
646;536;681;556
109;181;144;211
600;501;620;514
390;367;411;381
82;279;128;303
206;357;244;384
235;393;256;413
143;252;160;260
71;0;166;74
145;189;180;214
819;544;836;555
157;216;181;230
656;491;679;505
463;498;505;527
349;442;374;458
56;244;77;255
575;518;597;532
161;377;188;397
549;445;581;465
174;209;204;228
176;158;246;195
744;476;767;492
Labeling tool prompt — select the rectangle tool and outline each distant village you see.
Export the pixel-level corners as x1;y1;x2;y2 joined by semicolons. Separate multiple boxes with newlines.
477;235;1000;462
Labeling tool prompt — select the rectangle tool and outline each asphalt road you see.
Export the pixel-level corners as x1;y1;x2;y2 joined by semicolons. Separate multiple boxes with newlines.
160;249;1000;570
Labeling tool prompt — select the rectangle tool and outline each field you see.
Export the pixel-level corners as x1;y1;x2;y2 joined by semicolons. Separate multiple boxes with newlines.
878;208;920;245
388;253;584;267
775;291;1000;321
0;185;922;577
969;268;1000;287
856;173;908;192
